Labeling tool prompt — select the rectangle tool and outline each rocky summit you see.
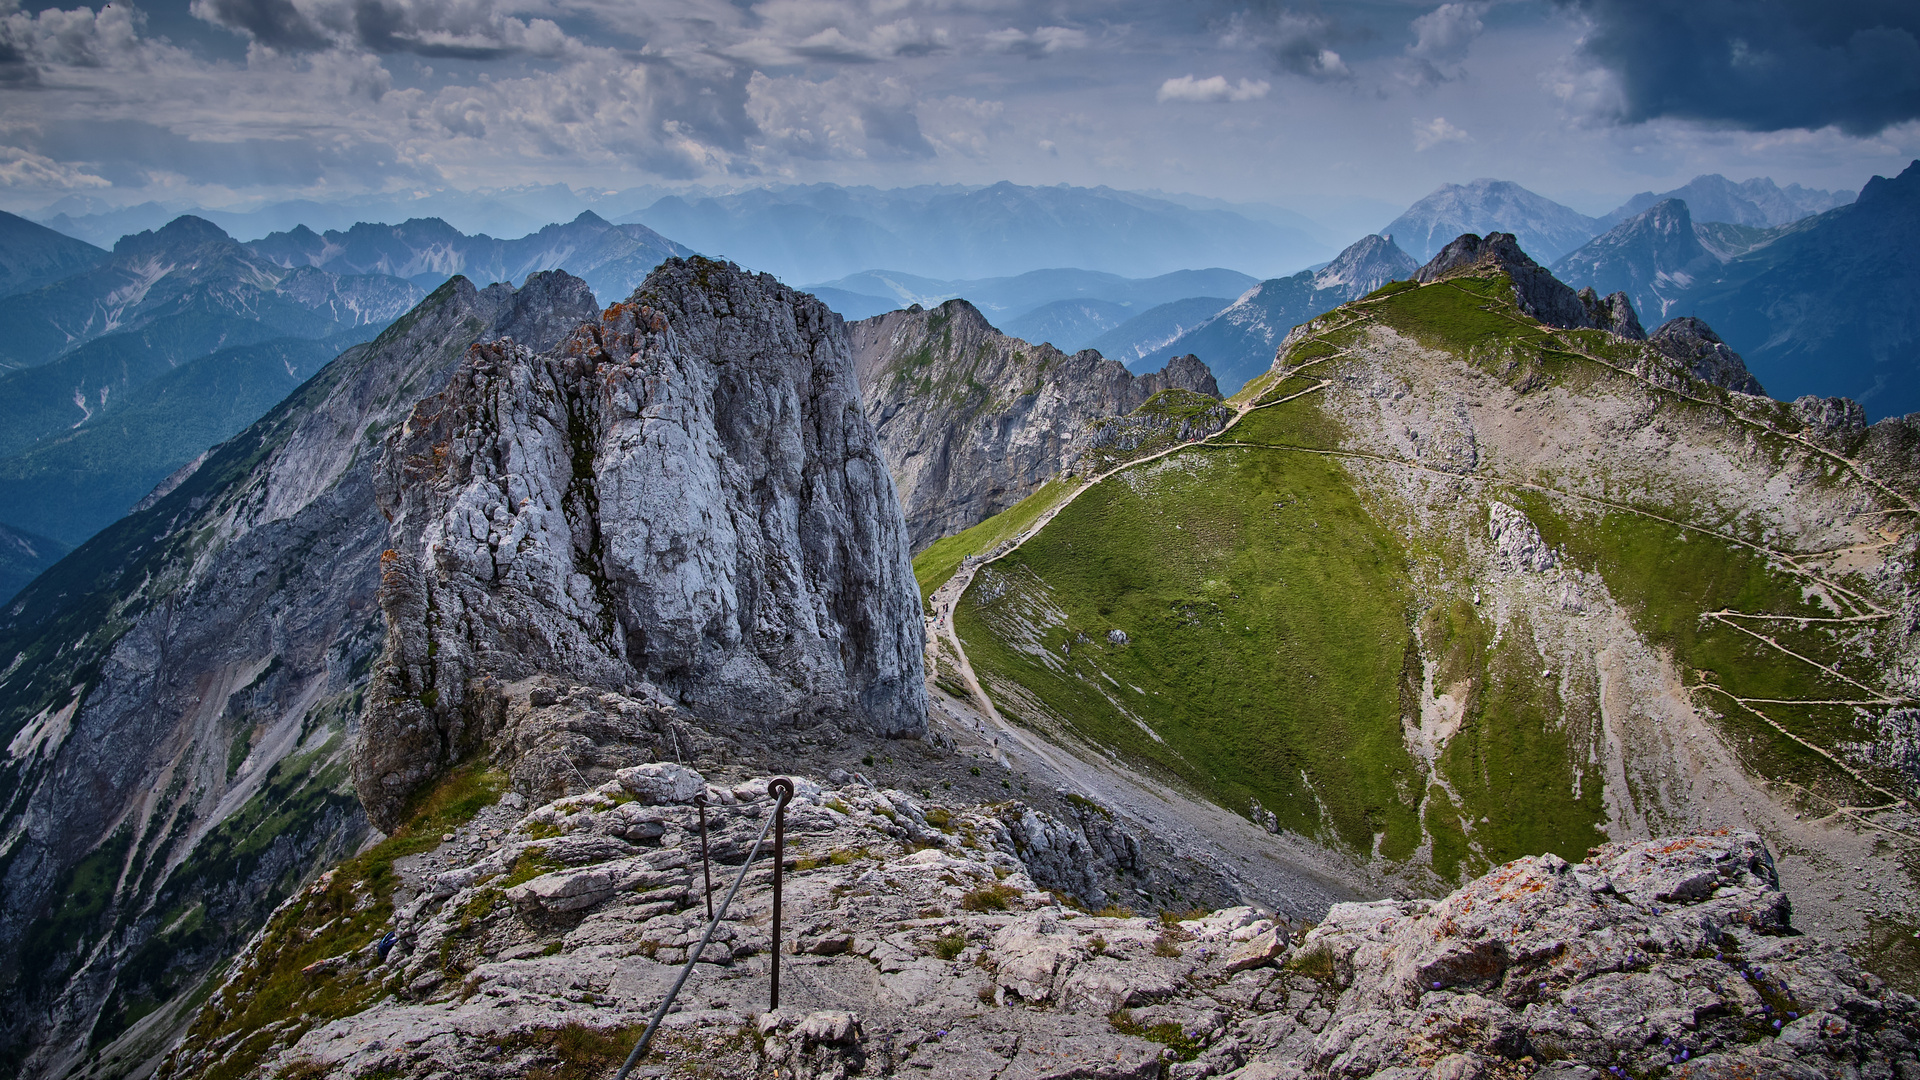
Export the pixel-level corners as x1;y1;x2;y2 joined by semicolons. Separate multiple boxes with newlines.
157;702;1916;1080
355;257;926;831
850;298;1221;550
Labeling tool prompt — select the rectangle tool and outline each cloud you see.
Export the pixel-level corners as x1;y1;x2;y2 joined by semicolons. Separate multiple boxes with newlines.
0;144;111;190
984;25;1088;57
745;71;936;161
190;0;579;59
1402;1;1485;87
1157;74;1270;103
1223;3;1352;81
1412;115;1469;150
1556;0;1920;134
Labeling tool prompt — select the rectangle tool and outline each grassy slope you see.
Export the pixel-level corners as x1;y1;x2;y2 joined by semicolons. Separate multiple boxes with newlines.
942;268;1912;888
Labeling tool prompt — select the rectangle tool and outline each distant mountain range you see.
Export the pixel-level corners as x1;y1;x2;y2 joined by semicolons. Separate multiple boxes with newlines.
1153;233;1419;392
0;212;105;297
630;182;1332;282
245;212;693;301
1383;174;1854;266
1598;175;1853;230
803;266;1259;327
0;215;420;371
1083;296;1238;367
1384;179;1603;264
1555;160;1919;419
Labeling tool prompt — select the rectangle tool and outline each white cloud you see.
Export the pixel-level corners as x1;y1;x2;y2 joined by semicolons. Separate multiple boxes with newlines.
745;70;934;160
0;145;110;190
1413;116;1471;150
1409;2;1486;64
1157;74;1270;104
984;25;1087;57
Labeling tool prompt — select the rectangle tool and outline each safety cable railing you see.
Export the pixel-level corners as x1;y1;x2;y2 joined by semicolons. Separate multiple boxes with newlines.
613;777;793;1080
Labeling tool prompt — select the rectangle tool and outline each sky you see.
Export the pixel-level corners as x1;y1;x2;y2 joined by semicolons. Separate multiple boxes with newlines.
2;0;1918;227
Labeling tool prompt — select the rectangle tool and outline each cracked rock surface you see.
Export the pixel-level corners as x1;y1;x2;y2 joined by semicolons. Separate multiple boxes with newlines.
175;708;1917;1080
354;257;926;829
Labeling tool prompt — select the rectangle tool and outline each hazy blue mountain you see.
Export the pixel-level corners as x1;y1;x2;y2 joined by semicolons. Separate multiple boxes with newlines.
0;212;106;298
1002;298;1134;351
1165;234;1419;393
245;211;693;301
1601;175;1853;229
1084;296;1236;370
1552;200;1725;323
33;185;708;246
805;266;1259;325
0;335;353;545
0;524;67;606
1684;160;1920;419
1384;179;1602;264
0;216;421;370
0;312;294;460
631;181;1329;281
805;286;900;320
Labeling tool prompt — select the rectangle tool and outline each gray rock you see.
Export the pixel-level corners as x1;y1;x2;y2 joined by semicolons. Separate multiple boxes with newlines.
851;299;1221;550
1791;393;1868;445
1414;232;1595;329
1577;286;1647;340
0;271;596;1075
615;762;706;805
1487;501;1556;573
1649;316;1767;395
353;257;926;829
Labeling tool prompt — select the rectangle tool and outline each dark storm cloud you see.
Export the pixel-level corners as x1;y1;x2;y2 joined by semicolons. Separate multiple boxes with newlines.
1561;0;1920;134
193;0;332;52
1226;1;1360;81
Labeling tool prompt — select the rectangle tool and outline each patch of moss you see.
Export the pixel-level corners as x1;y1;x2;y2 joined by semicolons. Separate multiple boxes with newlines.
161;761;506;1080
1108;1008;1203;1060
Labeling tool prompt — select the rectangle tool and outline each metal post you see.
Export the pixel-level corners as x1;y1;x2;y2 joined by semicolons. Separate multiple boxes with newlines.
768;777;794;1011
695;794;713;921
613;785;786;1080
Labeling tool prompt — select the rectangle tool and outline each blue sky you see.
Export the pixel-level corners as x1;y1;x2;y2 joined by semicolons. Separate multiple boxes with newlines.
1;0;1916;224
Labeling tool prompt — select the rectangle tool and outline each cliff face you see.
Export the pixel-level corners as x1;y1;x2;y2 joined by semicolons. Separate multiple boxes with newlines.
353;258;926;831
850;298;1220;551
0;272;594;1078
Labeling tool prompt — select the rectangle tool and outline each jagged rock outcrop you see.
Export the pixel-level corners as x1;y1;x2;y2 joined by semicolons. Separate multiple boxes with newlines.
1648;315;1766;395
1577;286;1647;340
850;299;1222;550
0;272;593;1078
354;258;926;831
1415;231;1595;329
162;738;1915;1080
1163;233;1419;393
1288;832;1917;1079
1078;385;1237;474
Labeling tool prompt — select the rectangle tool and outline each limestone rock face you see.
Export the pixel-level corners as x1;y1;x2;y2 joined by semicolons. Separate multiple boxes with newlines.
0;272;590;1076
354;258;925;830
1290;832;1914;1080
1649;315;1766;396
164;741;1916;1080
851;299;1221;550
1415;231;1595;330
1577;285;1647;340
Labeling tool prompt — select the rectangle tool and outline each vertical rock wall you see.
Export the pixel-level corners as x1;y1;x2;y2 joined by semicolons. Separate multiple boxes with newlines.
354;258;926;830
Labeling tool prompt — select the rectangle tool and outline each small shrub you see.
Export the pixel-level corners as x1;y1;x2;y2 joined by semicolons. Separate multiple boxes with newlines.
932;931;967;960
960;884;1019;912
1108;1009;1203;1061
1089;935;1107;956
862;754;875;766
969;766;982;777
1093;904;1133;918
1153;933;1184;958
924;807;954;830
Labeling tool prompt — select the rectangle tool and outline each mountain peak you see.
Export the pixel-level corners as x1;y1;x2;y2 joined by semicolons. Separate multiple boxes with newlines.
1415;231;1592;329
1311;233;1416;294
1856;159;1920;209
114;214;232;255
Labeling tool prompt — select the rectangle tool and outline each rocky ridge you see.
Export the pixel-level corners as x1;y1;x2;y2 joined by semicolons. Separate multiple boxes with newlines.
850;299;1221;551
161;722;1917;1080
1161;234;1419;394
355;258;926;831
0;271;598;1079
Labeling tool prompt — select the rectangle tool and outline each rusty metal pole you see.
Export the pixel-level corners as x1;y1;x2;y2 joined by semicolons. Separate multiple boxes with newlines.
695;793;714;920
768;777;794;1011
